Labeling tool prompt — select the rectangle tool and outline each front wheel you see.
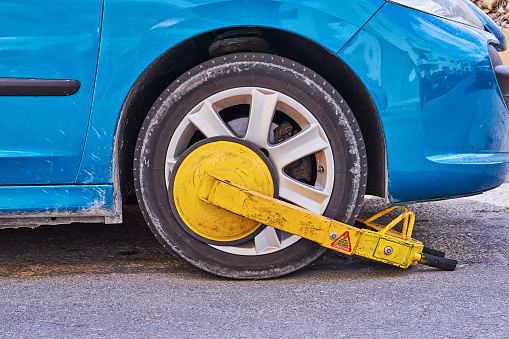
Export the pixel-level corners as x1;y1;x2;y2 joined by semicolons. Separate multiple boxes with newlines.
134;53;367;278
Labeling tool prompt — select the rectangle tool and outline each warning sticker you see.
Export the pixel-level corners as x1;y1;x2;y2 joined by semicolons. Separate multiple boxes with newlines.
331;231;352;252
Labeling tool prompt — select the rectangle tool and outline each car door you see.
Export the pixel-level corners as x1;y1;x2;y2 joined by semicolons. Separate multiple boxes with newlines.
0;1;103;185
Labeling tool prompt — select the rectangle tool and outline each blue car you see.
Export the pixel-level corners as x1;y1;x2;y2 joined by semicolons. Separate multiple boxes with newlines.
1;0;508;278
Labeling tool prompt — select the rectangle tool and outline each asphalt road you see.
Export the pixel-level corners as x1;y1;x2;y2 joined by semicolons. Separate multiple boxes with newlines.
0;184;507;337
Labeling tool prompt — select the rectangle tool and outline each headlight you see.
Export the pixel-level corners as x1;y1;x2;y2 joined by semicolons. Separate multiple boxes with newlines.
389;0;485;30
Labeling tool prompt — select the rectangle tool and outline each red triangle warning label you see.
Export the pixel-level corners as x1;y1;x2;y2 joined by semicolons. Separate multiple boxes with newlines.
331;231;352;252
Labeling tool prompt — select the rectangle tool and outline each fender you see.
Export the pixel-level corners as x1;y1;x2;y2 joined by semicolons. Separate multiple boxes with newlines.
338;2;509;203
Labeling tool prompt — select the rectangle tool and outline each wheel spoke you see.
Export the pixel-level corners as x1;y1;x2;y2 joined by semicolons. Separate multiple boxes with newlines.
269;124;329;170
187;100;234;138
254;226;282;254
165;158;178;185
279;175;330;213
244;89;278;148
166;158;177;172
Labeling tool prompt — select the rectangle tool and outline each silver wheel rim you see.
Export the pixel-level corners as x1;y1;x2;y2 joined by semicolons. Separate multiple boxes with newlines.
165;87;334;255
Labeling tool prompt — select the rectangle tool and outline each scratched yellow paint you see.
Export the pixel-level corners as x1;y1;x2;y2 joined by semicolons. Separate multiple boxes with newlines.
172;140;275;243
205;175;424;269
175;140;424;269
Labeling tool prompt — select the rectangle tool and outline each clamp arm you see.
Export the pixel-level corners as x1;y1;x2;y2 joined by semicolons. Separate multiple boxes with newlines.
200;173;457;271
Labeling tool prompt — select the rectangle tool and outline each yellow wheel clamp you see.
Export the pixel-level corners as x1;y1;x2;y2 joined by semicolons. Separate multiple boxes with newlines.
172;137;457;271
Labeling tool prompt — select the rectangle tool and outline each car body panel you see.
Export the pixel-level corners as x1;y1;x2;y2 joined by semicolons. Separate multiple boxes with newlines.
338;2;509;203
0;1;103;185
0;185;113;214
76;0;384;184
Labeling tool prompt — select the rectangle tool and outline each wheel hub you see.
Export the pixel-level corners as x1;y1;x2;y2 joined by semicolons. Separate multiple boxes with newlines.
170;137;278;245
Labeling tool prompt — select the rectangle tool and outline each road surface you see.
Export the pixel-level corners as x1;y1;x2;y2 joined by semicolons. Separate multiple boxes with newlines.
0;184;507;337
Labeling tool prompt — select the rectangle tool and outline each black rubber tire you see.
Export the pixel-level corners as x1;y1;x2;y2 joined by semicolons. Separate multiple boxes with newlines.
134;53;367;279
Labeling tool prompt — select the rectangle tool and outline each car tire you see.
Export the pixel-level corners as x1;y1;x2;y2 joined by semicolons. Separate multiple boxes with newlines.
134;53;367;279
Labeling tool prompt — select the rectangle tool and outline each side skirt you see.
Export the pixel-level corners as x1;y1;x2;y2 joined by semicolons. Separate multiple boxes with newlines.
0;184;121;228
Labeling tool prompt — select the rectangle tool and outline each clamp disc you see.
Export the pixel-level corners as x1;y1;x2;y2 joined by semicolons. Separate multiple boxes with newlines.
169;137;278;245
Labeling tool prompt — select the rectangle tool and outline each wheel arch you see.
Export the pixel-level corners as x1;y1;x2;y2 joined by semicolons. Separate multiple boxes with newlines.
115;27;387;202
